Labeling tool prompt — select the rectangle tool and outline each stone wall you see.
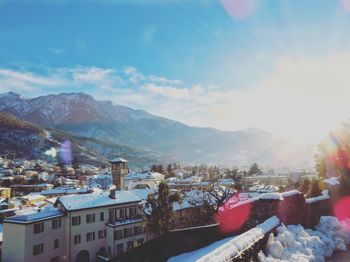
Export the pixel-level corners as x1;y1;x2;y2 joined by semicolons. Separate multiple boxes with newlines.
113;191;333;262
229;191;333;261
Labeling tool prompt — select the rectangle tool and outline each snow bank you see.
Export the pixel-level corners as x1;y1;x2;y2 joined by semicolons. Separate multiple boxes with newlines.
259;193;283;201
281;190;301;198
305;190;329;204
169;216;280;262
323;176;340;186
258;216;350;262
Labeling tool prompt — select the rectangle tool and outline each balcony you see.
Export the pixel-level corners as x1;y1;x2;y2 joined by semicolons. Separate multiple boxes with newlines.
108;216;144;227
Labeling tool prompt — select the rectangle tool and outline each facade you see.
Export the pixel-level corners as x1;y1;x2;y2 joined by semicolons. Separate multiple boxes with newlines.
124;172;164;190
2;190;147;262
0;187;11;198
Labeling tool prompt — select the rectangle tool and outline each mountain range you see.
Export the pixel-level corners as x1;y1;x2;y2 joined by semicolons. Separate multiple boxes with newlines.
0;92;315;169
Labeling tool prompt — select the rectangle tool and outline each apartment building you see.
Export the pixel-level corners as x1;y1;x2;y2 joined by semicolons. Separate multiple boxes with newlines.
2;190;147;262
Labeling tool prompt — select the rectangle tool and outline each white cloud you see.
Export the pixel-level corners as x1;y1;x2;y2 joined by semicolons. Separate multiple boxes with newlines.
1;53;350;142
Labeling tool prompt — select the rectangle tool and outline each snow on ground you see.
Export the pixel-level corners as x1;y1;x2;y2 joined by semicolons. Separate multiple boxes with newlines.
305;190;330;204
258;216;350;262
168;216;280;262
323;176;340;186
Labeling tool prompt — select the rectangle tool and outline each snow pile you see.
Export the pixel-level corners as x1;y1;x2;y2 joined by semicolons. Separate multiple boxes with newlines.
258;216;350;262
323;176;340;186
259;193;283;200
281;190;301;198
305;190;330;204
168;216;280;262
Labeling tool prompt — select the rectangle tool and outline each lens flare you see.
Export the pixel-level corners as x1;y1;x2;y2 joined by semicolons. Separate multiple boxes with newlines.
59;140;72;164
341;0;350;12
220;0;256;19
215;194;251;233
334;196;350;232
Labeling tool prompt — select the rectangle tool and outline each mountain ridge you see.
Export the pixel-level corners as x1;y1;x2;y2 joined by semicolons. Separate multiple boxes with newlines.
0;92;315;168
0;112;164;168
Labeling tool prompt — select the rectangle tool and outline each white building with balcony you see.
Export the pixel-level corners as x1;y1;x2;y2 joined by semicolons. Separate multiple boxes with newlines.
2;190;147;262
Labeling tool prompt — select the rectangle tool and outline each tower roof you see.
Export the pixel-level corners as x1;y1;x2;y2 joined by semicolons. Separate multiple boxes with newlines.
109;157;128;163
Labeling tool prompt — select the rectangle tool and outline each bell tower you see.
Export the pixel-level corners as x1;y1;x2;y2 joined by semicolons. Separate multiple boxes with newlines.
109;157;128;190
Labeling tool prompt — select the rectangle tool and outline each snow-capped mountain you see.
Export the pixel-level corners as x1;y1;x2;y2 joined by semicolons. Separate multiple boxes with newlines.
0;92;315;168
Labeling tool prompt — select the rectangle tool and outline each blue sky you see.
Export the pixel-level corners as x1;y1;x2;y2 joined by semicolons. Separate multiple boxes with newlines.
1;0;350;140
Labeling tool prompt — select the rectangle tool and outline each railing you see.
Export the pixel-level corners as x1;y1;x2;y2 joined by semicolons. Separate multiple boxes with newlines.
108;216;144;226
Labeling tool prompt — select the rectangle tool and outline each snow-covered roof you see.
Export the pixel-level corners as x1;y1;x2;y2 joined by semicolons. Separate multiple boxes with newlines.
38;187;79;195
125;172;163;181
4;207;64;224
21;194;45;201
90;173;112;180
110;157;128;163
129;188;154;200
57;191;141;211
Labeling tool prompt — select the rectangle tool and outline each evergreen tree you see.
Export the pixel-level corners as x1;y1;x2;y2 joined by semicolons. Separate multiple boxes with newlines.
150;164;157;172
248;163;262;176
145;182;182;236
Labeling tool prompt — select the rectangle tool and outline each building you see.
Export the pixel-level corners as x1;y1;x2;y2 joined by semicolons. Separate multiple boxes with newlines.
0;187;11;199
2;190;147;262
20;194;46;206
124;172;164;190
86;173;113;190
2;157;148;262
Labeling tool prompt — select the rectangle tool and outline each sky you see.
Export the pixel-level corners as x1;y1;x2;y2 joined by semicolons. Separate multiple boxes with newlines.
1;0;350;142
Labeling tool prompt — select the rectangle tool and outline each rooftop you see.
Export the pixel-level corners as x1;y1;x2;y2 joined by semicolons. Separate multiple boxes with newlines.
57;190;141;211
4;207;64;224
109;157;128;163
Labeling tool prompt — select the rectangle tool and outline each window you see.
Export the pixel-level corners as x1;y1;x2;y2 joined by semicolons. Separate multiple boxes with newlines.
123;227;133;238
134;226;143;235
54;239;59;249
72;216;81;226
50;256;59;262
86;232;95;242
127;241;134;251
100;212;104;221
86;213;95;223
114;229;123;240
109;210;115;223
98;229;106;239
52;218;61;229
120;208;125;219
33;222;44;234
73;234;81;245
129;207;136;217
137;238;144;245
116;243;124;254
33;243;44;255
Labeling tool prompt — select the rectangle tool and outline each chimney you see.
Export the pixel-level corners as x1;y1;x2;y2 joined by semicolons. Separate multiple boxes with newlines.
109;185;116;199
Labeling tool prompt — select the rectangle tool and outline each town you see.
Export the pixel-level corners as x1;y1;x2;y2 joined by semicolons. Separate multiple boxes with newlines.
2;0;350;261
0;153;334;262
